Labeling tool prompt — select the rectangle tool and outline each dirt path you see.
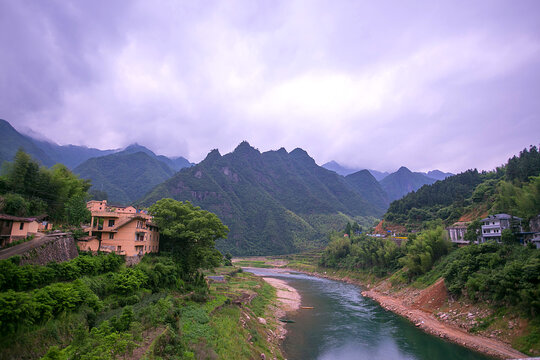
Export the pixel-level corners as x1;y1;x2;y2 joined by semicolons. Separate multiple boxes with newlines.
361;289;528;359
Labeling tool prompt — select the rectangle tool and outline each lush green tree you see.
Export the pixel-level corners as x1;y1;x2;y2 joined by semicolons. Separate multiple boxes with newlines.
464;219;481;243
0;150;91;223
149;199;229;277
501;228;517;244
65;194;91;226
400;227;451;278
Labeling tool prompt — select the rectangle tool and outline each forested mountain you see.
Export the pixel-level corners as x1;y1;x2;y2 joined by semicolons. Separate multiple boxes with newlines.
384;145;540;227
380;166;437;202
74;151;175;205
141;142;382;255
122;143;193;171
0;119;193;171
0;119;55;166
345;170;389;211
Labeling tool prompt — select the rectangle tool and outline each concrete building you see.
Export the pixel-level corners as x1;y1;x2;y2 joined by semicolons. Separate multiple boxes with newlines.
0;214;41;247
446;221;471;245
480;214;522;243
79;200;159;257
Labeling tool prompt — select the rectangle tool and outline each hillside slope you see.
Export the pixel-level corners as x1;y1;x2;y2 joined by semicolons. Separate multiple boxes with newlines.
380;166;437;202
74;151;175;204
142;142;382;255
0;119;55;166
345;170;389;211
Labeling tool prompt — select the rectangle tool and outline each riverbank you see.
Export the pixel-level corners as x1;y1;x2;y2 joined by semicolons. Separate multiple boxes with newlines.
244;268;301;343
291;267;528;360
236;258;530;360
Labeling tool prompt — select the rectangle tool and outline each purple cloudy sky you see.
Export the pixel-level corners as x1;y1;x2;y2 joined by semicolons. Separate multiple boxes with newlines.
1;0;539;173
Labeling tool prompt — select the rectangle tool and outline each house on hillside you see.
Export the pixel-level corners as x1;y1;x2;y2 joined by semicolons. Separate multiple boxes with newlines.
446;221;471;245
78;200;159;257
0;214;44;247
480;214;522;243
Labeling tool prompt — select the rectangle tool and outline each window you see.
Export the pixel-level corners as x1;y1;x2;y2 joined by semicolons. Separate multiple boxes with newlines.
117;246;122;251
19;222;24;230
108;219;115;227
109;233;114;239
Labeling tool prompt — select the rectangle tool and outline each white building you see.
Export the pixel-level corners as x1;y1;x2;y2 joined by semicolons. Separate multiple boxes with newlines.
480;214;522;243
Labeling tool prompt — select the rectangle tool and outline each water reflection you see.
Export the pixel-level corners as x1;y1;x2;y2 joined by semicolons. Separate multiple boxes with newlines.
244;268;493;360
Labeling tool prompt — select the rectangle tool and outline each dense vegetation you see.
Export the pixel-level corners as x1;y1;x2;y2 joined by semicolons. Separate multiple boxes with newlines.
0;150;91;224
384;145;540;227
0;252;123;292
423;242;540;316
74;151;175;205
0;198;277;359
320;227;451;278
149;198;229;279
344;170;389;211
141;141;381;255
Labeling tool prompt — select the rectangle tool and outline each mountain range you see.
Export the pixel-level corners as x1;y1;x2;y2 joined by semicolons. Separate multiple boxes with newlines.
141;142;383;255
321;160;453;181
1;118;458;255
0;119;193;203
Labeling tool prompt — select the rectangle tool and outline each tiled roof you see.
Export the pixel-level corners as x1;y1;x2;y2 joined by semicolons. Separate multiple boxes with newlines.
0;214;40;222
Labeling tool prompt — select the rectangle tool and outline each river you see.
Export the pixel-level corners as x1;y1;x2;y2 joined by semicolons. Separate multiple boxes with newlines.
245;268;494;360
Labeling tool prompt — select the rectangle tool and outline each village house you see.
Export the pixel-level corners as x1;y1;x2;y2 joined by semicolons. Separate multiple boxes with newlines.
0;214;45;247
446;221;471;245
78;200;159;257
480;214;522;243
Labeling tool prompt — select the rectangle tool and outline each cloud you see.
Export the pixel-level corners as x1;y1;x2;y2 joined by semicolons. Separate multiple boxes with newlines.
1;0;540;172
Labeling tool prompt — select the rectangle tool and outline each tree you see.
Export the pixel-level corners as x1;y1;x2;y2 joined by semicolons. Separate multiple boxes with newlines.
464;220;481;243
149;199;229;277
65;194;91;226
501;228;517;244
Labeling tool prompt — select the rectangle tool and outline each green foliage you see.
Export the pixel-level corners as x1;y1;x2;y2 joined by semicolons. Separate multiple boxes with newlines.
494;176;540;223
0;150;90;222
320;234;402;276
141;143;382;256
74;151;175;205
0;252;123;292
424;243;540;316
65;194;91;226
385;169;486;225
464;220;481;243
505;145;540;183
400;227;451;278
150;198;229;277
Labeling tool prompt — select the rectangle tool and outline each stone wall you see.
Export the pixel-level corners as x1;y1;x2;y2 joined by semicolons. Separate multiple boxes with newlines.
19;233;79;266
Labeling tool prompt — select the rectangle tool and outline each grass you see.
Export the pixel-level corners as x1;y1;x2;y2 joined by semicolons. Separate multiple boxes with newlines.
233;260;274;268
513;318;540;356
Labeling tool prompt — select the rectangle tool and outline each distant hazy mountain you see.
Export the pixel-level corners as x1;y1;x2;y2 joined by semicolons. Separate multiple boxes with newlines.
321;160;392;181
141;142;382;255
425;170;454;181
122;143;193;171
368;169;391;181
74;151;175;205
321;160;360;176
345;170;390;211
380;166;437;202
0;119;55;166
31;138;117;168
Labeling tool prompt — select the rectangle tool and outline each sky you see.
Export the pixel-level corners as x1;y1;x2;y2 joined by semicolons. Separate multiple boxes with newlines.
1;0;539;173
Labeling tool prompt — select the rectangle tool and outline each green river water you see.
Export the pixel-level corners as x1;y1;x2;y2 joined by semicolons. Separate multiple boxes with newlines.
245;268;494;360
